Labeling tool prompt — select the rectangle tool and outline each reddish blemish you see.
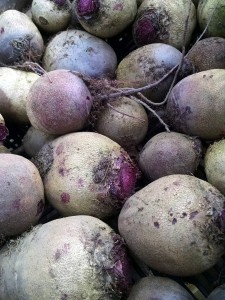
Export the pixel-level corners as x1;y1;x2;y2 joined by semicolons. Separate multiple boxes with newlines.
36;200;44;216
133;10;160;46
76;0;100;18
111;234;132;293
0;27;4;34
113;3;123;11
60;192;70;203
61;294;68;300
117;163;137;199
0;124;9;141
55;143;64;155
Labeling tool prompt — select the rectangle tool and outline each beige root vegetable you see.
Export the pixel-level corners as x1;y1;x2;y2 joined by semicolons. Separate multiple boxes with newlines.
22;126;56;157
95;96;148;146
116;43;194;102
132;0;196;49
204;139;225;195
127;276;194;300
0;215;132;299
118;174;225;277
186;37;225;71
166;69;225;140
72;0;137;38
31;0;71;33
0;10;44;65
198;0;225;38
0;154;45;237
0;67;39;123
42;29;117;78
32;131;138;219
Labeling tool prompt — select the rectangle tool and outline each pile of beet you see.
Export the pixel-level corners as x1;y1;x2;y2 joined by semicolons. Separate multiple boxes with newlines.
1;0;225;299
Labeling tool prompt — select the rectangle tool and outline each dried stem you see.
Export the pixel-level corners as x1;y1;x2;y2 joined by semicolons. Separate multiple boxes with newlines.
131;94;170;133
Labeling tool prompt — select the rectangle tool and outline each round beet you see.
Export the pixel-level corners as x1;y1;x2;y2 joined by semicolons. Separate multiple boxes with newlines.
0;215;132;299
32;132;138;219
119;174;225;277
139;132;202;181
95;96;148;146
42;29;117;78
72;0;137;38
128;276;194;300
0;154;45;237
133;0;196;49
0;10;44;65
26;69;93;135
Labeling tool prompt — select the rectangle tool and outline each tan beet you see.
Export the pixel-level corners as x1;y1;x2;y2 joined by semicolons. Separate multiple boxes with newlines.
32;132;138;219
166;69;225;140
116;43;194;102
133;0;196;49
187;37;225;71
0;154;45;237
139;132;202;181
26;70;93;135
95;96;148;146
0;215;132;299
128;276;194;300
31;0;71;33
0;10;44;65
204;139;225;195
22;126;56;157
72;0;137;38
42;29;117;78
0;68;39;123
118;174;225;277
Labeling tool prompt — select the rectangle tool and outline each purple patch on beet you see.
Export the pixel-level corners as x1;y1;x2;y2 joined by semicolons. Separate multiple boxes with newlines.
215;209;225;232
36;200;44;216
117;163;137;199
58;167;65;176
55;143;64;155
76;0;100;19
133;10;160;46
55;243;71;261
60;192;70;203
0;124;9;141
172;218;177;225
53;0;66;6
113;3;123;11
154;221;160;228
110;234;132;294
